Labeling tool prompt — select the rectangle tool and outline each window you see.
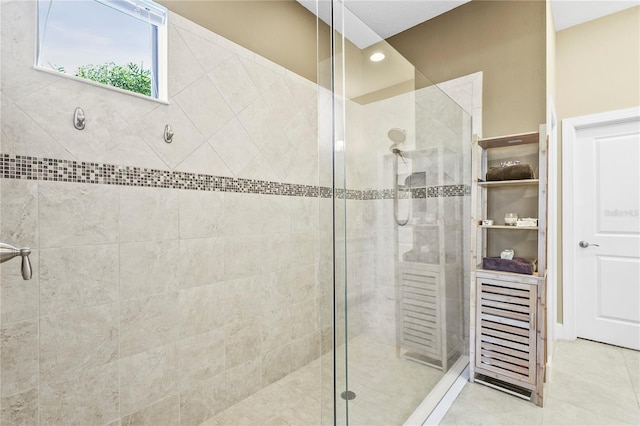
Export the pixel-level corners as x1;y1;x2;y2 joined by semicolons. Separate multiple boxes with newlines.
36;0;168;101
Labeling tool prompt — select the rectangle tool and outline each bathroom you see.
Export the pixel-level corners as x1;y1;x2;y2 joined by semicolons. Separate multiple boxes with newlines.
0;0;477;423
4;0;637;425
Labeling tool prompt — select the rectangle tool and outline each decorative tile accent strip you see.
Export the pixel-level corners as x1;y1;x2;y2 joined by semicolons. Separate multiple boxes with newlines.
364;189;395;200
0;154;469;199
411;187;427;199
425;184;470;198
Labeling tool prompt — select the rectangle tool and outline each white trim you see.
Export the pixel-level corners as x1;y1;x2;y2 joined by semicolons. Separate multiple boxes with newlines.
403;356;469;426
33;66;170;105
95;0;168;26
423;365;469;426
547;97;558;353
562;118;577;340
554;322;568;340
155;13;169;101
561;106;640;341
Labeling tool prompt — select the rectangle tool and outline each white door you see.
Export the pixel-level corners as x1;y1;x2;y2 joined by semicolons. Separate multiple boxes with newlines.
564;107;640;350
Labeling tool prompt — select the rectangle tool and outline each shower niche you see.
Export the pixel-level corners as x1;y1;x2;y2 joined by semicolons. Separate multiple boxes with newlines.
394;146;465;372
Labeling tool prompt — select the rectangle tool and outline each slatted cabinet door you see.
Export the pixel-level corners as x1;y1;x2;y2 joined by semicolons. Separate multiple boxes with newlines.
475;278;537;387
399;267;442;360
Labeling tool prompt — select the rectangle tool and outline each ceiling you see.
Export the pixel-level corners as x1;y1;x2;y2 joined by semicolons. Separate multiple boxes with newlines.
551;0;639;31
296;0;470;48
297;0;640;48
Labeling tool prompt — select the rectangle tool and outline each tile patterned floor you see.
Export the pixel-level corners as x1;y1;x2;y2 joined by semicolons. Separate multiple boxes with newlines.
441;339;640;425
202;334;445;425
203;338;640;425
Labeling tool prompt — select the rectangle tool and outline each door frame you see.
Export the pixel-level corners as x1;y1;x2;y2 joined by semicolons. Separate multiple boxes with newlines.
561;106;640;340
547;97;557;359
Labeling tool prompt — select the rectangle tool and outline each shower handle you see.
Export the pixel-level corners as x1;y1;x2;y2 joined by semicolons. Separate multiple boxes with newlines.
0;242;33;280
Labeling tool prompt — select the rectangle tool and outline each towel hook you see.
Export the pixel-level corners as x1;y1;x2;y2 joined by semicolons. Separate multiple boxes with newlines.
164;124;174;143
73;107;85;130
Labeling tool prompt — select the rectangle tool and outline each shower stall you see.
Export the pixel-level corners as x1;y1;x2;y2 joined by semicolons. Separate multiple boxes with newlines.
318;1;473;423
0;1;471;425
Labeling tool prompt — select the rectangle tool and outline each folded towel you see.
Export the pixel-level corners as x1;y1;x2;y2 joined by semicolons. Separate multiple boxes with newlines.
486;164;535;181
482;257;536;275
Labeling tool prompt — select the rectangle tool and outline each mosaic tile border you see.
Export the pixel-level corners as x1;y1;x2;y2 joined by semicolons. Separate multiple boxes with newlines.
0;154;469;199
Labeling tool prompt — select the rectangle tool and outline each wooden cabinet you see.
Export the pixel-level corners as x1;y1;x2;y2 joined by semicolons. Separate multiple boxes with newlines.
475;273;539;386
470;127;547;406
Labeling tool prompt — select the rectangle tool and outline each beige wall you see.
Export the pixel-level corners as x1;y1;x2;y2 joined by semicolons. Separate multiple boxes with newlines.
556;6;640;120
546;1;557;105
388;0;546;138
555;6;640;323
157;0;319;82
162;1;548;135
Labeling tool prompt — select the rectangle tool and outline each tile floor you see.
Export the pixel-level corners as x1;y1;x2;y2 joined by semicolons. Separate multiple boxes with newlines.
441;338;640;425
202;334;445;425
202;338;640;425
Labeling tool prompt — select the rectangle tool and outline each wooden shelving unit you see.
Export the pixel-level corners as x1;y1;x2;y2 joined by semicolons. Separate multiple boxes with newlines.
477;179;540;187
470;127;548;407
478;225;538;230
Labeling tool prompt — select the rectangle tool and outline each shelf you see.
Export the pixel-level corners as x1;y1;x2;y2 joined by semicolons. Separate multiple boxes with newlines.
477;179;539;187
471;127;547;407
478;132;539;149
474;267;544;281
479;225;538;230
475;267;538;277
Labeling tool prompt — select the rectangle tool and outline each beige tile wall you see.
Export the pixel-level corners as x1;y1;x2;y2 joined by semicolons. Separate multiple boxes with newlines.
0;2;322;425
1;2;479;424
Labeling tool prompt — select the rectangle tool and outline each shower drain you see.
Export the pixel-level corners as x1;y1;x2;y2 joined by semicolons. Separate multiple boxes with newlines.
340;390;357;400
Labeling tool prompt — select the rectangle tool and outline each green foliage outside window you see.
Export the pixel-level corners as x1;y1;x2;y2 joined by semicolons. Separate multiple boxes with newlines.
75;62;152;97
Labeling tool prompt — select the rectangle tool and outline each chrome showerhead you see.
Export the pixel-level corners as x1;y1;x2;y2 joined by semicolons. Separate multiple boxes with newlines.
388;128;406;144
388;128;407;154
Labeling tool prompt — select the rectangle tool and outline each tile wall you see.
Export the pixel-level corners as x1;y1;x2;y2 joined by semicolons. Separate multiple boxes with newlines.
0;0;480;423
0;2;323;425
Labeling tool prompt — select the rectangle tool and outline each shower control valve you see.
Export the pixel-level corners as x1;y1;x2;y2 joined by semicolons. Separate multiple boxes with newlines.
0;242;33;280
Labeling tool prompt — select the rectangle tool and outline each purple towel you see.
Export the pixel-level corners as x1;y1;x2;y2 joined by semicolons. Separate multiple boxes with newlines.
486;164;535;181
482;257;535;275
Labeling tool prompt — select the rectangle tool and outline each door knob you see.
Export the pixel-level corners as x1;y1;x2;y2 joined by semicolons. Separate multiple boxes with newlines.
579;240;599;248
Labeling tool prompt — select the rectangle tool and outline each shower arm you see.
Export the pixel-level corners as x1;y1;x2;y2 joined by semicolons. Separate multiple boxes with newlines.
0;242;32;280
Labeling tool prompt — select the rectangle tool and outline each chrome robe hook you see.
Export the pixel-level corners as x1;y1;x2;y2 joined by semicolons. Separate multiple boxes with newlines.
164;124;174;143
73;107;85;130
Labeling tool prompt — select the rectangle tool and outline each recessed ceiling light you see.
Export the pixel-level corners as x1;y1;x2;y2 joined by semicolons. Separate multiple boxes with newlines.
369;52;385;62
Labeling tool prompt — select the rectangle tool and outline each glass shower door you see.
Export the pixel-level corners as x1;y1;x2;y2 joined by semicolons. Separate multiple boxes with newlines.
319;1;473;424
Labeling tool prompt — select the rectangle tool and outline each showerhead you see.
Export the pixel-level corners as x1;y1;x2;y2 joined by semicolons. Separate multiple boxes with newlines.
388;128;407;154
387;128;406;144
